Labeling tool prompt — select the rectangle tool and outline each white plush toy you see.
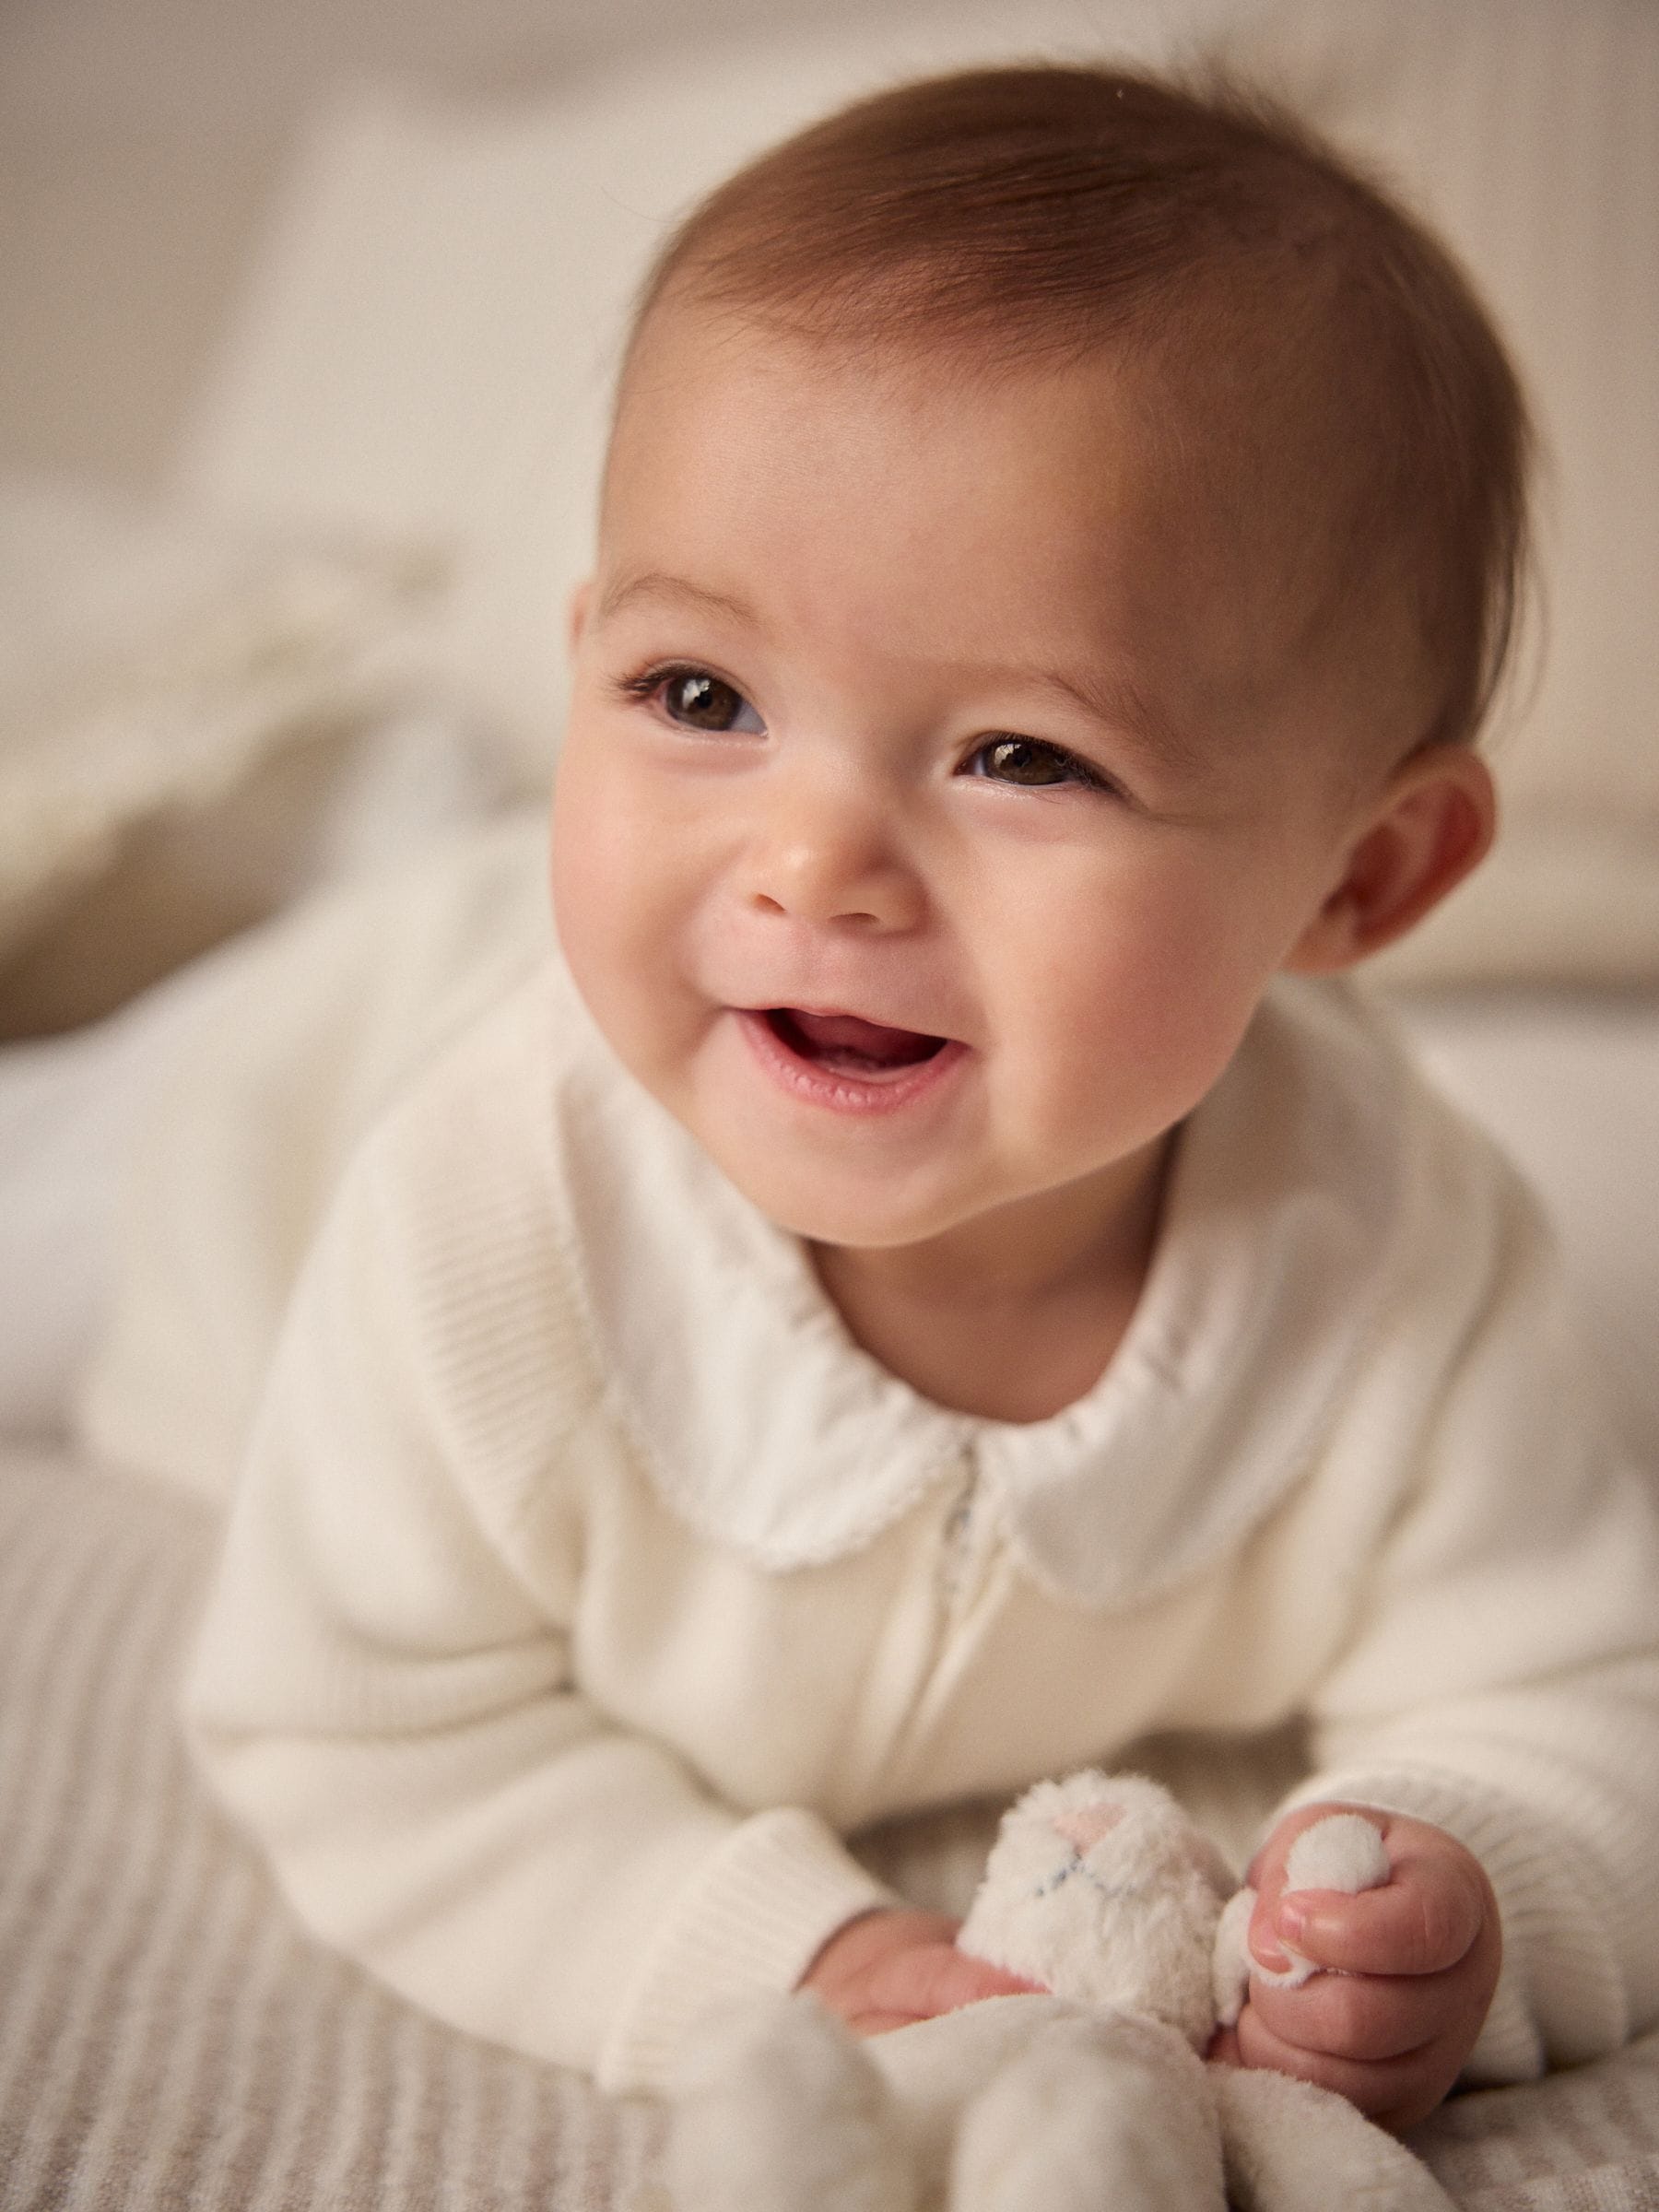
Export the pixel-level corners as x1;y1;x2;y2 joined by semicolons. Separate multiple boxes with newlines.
668;1772;1457;2212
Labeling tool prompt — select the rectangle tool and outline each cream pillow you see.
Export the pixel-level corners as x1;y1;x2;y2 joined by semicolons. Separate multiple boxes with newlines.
0;477;512;1033
175;0;1659;983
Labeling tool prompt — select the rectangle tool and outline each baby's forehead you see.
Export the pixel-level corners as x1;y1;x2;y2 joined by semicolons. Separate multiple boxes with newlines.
618;296;1383;636
623;279;1350;532
606;306;1424;779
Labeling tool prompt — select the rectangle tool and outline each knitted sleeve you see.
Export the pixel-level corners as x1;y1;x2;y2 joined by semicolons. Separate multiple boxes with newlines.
182;990;891;2093
1284;1139;1659;2085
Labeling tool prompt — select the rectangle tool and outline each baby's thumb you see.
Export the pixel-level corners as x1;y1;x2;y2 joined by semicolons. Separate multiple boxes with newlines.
1243;1806;1392;1984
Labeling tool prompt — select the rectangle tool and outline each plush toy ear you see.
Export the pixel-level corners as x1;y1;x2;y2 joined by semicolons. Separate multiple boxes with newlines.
1213;1889;1256;2030
1284;1813;1390;1896
667;1994;911;2212
1285;743;1496;972
1215;2069;1460;2211
1223;1812;1394;2011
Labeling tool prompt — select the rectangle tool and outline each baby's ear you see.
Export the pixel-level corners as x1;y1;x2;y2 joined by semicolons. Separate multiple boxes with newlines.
1285;743;1496;973
567;580;594;656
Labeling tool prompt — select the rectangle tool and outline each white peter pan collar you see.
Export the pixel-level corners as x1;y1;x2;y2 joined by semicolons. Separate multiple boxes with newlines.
544;970;1413;1611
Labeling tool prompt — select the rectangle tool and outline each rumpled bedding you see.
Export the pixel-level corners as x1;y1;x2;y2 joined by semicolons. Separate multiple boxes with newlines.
0;474;527;1038
3;1446;1658;2211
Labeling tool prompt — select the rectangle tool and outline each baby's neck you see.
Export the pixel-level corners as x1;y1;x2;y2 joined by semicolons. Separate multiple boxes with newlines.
811;1142;1170;1425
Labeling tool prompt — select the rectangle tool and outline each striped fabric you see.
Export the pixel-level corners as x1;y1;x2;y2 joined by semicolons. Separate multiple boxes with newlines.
0;1448;663;2212
3;1443;1656;2211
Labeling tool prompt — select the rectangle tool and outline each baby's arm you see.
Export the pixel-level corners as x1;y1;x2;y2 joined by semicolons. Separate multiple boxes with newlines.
183;1018;894;2097
1212;1806;1501;2131
1250;1150;1659;2094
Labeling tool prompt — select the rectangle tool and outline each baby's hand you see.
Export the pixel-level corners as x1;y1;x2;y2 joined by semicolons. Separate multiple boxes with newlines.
1210;1805;1501;2132
798;1908;1039;2036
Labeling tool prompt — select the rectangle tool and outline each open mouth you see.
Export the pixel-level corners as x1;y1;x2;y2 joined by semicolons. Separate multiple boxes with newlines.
764;1007;949;1077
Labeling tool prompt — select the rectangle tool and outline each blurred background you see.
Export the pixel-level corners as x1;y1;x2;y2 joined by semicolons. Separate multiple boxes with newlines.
0;0;916;489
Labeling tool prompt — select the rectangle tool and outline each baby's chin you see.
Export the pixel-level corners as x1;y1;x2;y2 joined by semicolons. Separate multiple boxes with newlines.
707;1147;970;1254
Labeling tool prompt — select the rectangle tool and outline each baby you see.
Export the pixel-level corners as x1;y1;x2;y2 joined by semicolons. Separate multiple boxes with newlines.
134;62;1658;2139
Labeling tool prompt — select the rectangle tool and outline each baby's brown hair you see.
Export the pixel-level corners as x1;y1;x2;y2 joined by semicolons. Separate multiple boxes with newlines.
622;64;1531;757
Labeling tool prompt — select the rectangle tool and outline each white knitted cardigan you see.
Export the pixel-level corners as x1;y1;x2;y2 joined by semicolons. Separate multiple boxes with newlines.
71;825;1659;2100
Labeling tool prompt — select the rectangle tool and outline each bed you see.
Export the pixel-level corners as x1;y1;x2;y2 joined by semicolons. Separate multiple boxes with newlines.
2;0;1656;2205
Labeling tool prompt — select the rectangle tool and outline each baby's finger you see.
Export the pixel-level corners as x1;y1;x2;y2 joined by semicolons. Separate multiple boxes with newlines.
872;1942;1039;2023
1231;2001;1458;2132
1245;1967;1457;2065
1274;1854;1489;1977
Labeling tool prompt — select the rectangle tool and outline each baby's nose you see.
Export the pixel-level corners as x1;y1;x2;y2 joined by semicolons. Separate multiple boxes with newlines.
744;790;924;933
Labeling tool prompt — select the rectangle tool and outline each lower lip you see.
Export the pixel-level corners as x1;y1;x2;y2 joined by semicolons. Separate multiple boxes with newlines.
733;1009;969;1118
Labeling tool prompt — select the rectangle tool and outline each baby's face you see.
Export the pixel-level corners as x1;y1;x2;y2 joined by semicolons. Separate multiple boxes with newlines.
553;311;1405;1259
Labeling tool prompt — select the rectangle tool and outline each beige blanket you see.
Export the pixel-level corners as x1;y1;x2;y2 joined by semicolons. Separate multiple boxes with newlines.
3;1444;1655;2212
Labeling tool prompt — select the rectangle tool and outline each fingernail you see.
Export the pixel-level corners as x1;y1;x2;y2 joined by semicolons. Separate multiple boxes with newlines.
1277;1900;1308;1944
1251;1932;1292;1973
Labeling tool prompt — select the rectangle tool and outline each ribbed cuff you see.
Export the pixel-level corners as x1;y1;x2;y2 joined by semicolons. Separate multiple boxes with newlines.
1278;1764;1629;2081
596;1806;899;2095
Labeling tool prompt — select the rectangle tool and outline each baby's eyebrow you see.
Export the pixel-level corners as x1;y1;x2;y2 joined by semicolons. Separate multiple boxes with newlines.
597;570;758;628
598;568;1208;782
1018;664;1210;784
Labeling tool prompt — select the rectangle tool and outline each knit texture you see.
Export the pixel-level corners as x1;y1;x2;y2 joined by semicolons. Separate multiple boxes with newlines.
155;949;1659;2093
0;1448;662;2212
5;1441;1659;2210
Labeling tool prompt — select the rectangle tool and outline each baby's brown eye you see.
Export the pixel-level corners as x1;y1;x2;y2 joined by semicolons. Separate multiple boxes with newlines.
968;737;1098;789
661;670;763;734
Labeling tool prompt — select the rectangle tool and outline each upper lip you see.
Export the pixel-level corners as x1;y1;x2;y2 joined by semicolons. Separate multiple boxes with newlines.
738;1003;956;1041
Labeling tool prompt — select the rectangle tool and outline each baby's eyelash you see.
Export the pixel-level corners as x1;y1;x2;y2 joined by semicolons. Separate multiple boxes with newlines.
960;735;1123;797
612;663;765;735
613;664;681;705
